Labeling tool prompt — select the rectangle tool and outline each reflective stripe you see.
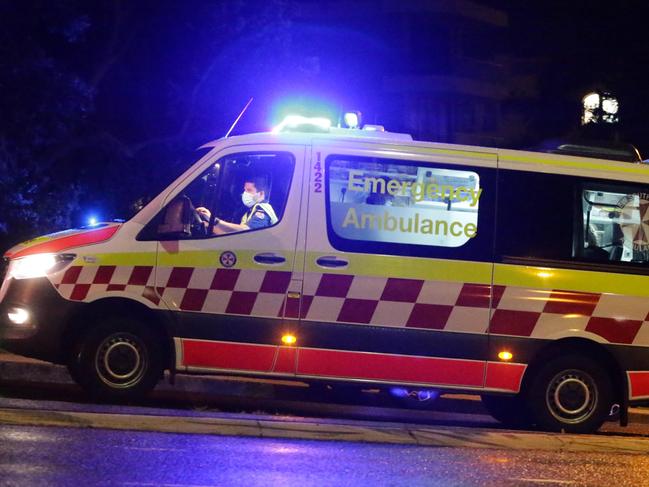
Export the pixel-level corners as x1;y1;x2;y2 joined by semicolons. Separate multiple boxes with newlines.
70;250;291;270
305;252;493;284
627;371;649;400
297;348;485;387
494;263;649;297
501;153;649;178
57;250;649;298
87;252;157;266
485;362;527;392
8;226;121;259
158;249;294;270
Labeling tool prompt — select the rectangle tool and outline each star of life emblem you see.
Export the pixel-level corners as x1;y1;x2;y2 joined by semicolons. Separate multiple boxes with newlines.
219;251;237;268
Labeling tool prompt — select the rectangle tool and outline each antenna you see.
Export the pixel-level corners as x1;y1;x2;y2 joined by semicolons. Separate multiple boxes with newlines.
225;98;253;138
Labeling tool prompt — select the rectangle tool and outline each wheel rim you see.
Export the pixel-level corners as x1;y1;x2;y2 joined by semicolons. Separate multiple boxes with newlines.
545;369;598;424
95;333;148;389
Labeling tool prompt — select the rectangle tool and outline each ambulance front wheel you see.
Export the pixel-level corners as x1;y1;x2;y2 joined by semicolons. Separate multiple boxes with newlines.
73;317;163;400
525;355;613;433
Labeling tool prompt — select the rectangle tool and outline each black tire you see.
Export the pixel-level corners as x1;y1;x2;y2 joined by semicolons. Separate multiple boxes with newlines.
72;317;163;401
525;355;612;433
481;394;530;427
66;338;85;385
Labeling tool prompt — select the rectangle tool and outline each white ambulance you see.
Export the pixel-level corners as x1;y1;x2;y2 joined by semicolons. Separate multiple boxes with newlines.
3;115;649;433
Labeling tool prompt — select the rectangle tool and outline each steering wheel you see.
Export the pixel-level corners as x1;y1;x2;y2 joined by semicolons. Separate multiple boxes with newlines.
187;201;208;237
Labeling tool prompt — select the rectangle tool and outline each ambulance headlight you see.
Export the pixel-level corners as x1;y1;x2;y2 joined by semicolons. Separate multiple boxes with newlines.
8;253;76;280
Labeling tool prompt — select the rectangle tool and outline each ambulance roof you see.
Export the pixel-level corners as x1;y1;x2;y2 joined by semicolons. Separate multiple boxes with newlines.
200;129;649;183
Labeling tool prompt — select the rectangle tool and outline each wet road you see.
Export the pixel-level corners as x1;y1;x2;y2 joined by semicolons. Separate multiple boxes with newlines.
2;423;649;486
1;367;649;486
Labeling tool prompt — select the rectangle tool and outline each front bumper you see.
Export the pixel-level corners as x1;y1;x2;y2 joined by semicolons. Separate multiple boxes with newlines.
0;277;80;363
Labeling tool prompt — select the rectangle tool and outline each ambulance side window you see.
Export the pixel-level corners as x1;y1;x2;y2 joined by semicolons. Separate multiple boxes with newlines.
325;155;495;260
495;170;574;262
579;185;649;264
495;170;649;268
141;152;294;240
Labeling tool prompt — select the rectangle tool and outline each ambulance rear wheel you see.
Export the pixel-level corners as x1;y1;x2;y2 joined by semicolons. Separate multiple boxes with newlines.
75;317;163;400
481;394;530;427
526;355;612;433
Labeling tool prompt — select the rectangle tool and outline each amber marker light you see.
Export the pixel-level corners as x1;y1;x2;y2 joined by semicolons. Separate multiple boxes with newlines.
498;351;513;361
281;334;297;345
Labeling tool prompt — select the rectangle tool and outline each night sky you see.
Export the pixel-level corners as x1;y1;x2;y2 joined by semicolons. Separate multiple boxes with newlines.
2;0;649;248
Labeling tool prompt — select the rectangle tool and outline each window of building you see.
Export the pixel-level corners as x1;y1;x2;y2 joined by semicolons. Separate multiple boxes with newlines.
325;155;494;260
139;152;294;240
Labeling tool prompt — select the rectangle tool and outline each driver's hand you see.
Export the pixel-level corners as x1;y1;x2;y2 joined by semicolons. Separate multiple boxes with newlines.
196;207;211;222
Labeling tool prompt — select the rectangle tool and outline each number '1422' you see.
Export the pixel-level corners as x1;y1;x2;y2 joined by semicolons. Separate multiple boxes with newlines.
313;157;323;192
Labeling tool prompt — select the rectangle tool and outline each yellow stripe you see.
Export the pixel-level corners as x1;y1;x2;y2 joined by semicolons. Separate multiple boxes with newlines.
85;252;157;266
354;143;497;161
81;250;298;270
305;252;492;283
158;249;293;270
89;250;648;299
495;263;649;297
502;154;649;177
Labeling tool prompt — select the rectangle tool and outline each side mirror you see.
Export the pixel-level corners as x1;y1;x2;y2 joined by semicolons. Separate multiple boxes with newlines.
157;196;193;237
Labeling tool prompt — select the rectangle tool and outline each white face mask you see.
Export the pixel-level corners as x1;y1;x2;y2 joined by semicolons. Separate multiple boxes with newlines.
241;191;257;208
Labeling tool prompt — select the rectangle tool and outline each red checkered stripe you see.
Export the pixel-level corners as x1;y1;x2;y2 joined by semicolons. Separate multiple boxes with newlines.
52;265;295;318
289;274;649;346
491;287;649;346
51;266;649;346
53;265;157;302
291;274;490;334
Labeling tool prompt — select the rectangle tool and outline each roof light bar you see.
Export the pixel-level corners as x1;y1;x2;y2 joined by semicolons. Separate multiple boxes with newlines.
272;115;332;134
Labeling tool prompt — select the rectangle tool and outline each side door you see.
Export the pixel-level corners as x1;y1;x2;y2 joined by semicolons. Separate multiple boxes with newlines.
295;143;498;391
149;146;305;375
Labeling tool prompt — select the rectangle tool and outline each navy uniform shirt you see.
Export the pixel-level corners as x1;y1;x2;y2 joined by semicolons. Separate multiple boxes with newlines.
241;203;276;229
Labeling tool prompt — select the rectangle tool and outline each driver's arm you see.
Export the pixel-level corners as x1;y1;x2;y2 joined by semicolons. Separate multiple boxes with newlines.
196;207;250;234
217;207;272;233
213;220;249;233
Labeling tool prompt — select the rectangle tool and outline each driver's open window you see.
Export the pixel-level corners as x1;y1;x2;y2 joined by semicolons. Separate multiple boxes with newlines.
579;185;649;264
146;152;295;240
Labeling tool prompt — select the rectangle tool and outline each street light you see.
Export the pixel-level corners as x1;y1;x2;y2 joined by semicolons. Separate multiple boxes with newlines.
581;90;619;125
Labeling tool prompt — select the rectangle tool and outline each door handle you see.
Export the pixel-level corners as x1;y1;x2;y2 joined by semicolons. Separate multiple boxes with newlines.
254;252;286;265
316;256;349;268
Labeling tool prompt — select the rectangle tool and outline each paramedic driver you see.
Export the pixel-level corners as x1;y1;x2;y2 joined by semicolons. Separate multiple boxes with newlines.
196;177;278;234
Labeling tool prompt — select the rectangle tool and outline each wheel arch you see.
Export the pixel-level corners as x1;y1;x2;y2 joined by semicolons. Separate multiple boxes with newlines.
61;297;176;371
522;337;626;406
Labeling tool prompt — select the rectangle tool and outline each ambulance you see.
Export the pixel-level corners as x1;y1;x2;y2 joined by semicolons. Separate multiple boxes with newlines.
2;114;649;433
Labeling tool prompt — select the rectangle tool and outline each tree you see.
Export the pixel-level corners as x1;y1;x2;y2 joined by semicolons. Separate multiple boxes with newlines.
0;1;94;249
